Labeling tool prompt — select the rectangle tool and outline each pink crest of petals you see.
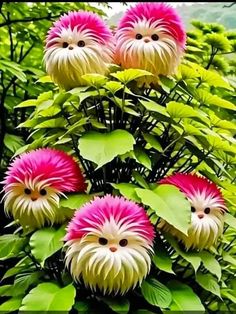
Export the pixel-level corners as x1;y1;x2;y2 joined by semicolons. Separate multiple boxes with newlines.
65;195;155;242
4;148;87;192
159;172;227;210
117;2;186;48
46;11;113;48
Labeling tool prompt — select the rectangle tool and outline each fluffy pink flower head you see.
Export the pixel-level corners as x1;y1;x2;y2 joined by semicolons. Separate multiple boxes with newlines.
65;195;155;294
3;148;87;229
44;11;114;90
115;2;186;85
158;173;227;250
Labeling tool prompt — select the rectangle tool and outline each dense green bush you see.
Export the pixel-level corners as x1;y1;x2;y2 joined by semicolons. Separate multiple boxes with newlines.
0;2;236;313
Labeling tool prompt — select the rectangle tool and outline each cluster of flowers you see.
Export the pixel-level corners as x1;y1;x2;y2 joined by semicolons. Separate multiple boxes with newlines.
44;2;186;90
1;2;228;296
2;148;227;295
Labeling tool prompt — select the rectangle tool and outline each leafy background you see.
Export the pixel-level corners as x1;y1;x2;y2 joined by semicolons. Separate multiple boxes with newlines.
0;2;236;313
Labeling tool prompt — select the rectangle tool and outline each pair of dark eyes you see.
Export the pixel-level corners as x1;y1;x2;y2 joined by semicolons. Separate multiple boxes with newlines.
135;33;159;41
98;237;128;247
62;41;85;48
24;188;47;196
191;207;210;214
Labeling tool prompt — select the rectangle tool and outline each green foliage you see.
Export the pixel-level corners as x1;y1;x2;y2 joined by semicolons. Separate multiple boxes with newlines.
0;2;236;313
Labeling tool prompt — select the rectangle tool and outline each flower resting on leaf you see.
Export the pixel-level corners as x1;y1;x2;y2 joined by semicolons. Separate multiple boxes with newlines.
44;11;114;90
114;2;186;86
64;195;155;295
2;148;87;229
158;173;227;250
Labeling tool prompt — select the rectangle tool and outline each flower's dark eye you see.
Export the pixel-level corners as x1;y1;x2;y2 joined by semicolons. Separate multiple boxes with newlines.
151;34;159;41
62;42;69;48
119;239;128;247
204;207;210;214
191;206;196;212
98;237;108;245
77;40;85;47
40;189;47;196
24;188;31;195
135;33;143;40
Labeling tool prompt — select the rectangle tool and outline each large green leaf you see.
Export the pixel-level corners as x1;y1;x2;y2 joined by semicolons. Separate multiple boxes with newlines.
20;283;76;311
0;297;23;312
167;101;199;118
143;133;163;152
29;225;66;266
101;297;130;314
4;133;25;153
11;272;42;297
199;251;221;280
139;99;169;117
15;99;37;108
152;242;174;274
0;234;27;260
60;193;94;210
111;69;153;84
136;185;191;235
0;60;27;82
196;273;222;299
225;213;236;229
167;280;205;311
141;278;172;308
82;73;107;88
78;130;135;169
111;183;140;202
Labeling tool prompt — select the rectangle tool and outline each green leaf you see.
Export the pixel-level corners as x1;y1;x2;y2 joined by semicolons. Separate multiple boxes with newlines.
196;273;222;299
0;285;13;297
167;101;199;118
167;280;205;311
11;272;42;297
15;99;37;108
132;171;149;189
152;242;174;274
101;297;130;314
60;194;93;210
0;60;27;82
38;106;61;118
34;118;66;129
199;251;221;280
222;253;236;266
0;297;23;312
0;234;27;260
136;185;191;235
111;68;153;84
30;225;66;266
111;183;140;202
164;234;201;272
36;75;53;83
20;283;76;311
139;99;169;117
143;133;163;152
141;278;172;308
104;81;124;94
82;73;107;88
225;213;236;229
78;130;135;169
4;133;25;153
134;148;152;170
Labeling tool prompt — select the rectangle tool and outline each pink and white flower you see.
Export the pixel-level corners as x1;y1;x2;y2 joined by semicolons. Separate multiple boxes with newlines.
115;2;186;86
3;148;87;229
44;11;114;90
158;173;227;250
65;195;155;294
